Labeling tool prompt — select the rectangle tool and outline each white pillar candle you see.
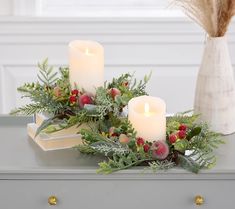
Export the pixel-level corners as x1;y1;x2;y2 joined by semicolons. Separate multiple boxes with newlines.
128;96;166;142
69;40;104;95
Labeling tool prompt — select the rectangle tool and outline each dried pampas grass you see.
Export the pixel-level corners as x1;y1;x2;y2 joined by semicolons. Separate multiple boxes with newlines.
174;0;235;37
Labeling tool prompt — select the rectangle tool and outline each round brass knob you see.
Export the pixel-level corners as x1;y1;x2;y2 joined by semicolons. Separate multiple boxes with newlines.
48;195;58;206
194;195;204;206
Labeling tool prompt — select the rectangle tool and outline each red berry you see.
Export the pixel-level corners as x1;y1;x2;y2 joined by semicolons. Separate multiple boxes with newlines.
69;95;77;103
108;88;121;99
178;130;186;139
122;81;129;87
179;124;187;131
169;134;177;144
136;137;145;146
151;140;169;160
79;94;93;108
143;144;150;153
71;89;79;96
109;127;118;137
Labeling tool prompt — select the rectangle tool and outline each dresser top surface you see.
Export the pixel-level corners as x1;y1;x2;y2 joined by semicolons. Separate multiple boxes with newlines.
0;115;235;180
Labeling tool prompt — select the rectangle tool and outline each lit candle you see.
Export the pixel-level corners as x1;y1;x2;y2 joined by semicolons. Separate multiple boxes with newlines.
69;40;104;95
144;103;152;117
128;95;166;142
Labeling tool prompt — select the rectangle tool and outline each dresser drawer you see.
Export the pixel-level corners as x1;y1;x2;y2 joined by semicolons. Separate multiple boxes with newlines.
0;179;234;209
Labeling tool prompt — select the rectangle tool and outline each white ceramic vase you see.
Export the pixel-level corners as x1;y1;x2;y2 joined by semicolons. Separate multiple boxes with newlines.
194;36;235;135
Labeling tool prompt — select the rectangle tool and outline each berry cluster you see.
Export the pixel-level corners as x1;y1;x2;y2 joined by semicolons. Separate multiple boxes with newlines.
109;123;189;162
168;124;188;144
69;89;93;108
136;137;169;160
54;85;124;110
53;86;94;109
108;127;170;160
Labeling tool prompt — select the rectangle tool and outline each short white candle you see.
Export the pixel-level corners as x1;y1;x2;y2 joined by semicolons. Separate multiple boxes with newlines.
69;40;104;95
128;96;166;142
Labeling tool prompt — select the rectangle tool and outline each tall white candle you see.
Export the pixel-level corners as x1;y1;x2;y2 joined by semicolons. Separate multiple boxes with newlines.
69;40;104;95
128;96;166;142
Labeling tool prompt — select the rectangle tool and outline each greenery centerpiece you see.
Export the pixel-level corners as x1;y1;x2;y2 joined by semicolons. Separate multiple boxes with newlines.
11;59;224;174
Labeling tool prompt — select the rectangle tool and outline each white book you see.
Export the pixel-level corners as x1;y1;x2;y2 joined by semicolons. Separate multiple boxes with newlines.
27;113;85;151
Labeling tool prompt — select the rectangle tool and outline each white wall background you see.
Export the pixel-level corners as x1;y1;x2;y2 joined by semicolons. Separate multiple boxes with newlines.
0;1;235;115
0;0;13;15
37;0;170;17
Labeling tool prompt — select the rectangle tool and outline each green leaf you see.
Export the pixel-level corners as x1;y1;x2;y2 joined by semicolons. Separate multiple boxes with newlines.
35;115;60;137
178;154;200;173
187;127;202;140
174;139;190;152
144;71;152;83
146;160;175;173
74;144;96;155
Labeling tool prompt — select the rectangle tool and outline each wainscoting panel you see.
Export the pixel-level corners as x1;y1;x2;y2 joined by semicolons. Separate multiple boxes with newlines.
0;64;198;114
1;65;38;113
0;17;235;114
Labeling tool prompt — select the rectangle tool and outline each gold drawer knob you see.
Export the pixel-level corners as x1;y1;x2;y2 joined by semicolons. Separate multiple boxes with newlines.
194;195;204;206
48;195;58;206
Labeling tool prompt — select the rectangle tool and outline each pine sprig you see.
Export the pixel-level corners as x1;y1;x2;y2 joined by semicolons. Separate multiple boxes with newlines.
37;58;58;86
130;72;152;96
189;124;224;152
11;60;74;116
10;103;46;115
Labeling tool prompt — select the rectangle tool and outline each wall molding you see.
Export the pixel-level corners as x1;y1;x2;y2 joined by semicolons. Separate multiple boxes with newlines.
0;17;235;114
13;0;168;17
0;66;4;113
0;17;234;45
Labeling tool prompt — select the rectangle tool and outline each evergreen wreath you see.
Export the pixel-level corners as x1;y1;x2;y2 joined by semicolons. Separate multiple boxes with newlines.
11;59;224;174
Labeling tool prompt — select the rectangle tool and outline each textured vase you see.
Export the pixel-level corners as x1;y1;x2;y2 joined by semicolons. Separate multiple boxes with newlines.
194;36;235;135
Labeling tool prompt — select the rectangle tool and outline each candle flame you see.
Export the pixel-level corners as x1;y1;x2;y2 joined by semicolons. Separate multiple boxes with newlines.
85;48;93;56
85;48;89;55
144;103;150;114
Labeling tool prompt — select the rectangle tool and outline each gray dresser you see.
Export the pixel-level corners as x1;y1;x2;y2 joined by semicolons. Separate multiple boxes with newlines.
0;116;235;209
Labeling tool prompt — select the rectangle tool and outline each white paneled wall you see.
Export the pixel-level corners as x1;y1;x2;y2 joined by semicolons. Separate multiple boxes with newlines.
0;17;235;114
38;0;169;17
0;0;13;15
